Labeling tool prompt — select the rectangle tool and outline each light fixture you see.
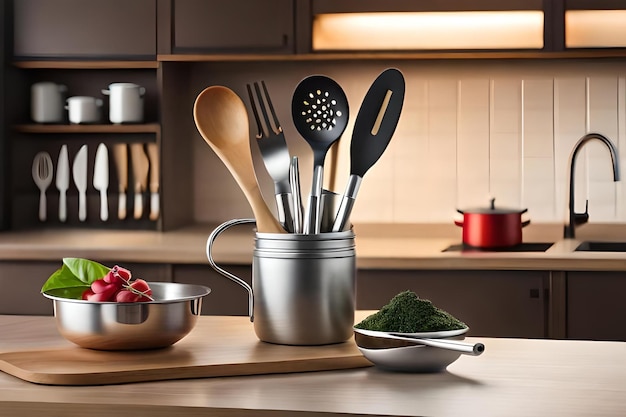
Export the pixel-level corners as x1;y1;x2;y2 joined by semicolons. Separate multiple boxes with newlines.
565;10;626;48
312;11;544;51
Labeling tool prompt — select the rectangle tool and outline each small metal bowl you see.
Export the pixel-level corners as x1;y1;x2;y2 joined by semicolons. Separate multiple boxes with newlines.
43;282;211;350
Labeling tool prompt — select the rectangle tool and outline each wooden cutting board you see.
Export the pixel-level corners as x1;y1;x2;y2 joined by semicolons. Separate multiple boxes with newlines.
0;315;372;386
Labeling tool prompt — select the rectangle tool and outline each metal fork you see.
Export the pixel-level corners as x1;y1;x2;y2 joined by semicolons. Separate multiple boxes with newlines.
247;81;295;232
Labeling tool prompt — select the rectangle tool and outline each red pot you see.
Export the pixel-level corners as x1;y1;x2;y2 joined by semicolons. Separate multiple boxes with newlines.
454;198;530;248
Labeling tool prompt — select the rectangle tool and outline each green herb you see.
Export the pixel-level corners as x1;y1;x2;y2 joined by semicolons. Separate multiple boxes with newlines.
354;290;466;332
41;258;111;299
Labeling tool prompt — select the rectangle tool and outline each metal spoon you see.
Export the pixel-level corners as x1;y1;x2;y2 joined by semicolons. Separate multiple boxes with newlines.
292;75;349;234
193;86;285;234
355;328;485;356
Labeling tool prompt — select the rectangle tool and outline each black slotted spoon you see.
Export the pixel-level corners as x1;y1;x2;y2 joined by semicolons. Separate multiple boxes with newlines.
292;75;349;234
331;68;405;232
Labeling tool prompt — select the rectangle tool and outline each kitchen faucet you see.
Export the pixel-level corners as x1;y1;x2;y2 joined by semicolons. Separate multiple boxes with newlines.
564;133;620;239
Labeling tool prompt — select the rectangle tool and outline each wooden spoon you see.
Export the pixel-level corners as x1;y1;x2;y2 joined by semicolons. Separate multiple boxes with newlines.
193;86;285;233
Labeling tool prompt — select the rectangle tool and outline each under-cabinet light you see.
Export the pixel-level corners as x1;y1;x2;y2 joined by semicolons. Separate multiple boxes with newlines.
312;11;544;51
566;10;626;48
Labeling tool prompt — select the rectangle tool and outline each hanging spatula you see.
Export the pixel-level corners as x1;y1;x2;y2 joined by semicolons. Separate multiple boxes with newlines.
331;68;405;232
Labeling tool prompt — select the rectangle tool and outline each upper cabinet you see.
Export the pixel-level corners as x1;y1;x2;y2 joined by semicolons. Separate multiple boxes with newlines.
13;0;156;59
159;0;295;54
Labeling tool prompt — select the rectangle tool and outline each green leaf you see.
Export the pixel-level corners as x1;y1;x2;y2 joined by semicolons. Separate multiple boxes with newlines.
44;286;90;299
41;258;111;298
63;258;110;284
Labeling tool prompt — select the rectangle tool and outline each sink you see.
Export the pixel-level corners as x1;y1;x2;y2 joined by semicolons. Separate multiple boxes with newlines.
575;241;626;252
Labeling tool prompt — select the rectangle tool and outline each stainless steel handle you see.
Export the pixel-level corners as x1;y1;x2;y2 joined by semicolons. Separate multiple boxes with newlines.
206;218;256;321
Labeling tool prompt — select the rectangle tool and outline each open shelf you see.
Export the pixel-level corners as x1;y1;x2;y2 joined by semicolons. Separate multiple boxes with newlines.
157;49;626;62
13;123;161;134
13;60;159;69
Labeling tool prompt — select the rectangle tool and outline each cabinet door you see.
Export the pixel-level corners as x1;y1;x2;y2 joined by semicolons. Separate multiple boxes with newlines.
13;0;156;58
0;261;58;315
171;0;294;53
567;271;626;341
357;270;548;338
173;264;251;316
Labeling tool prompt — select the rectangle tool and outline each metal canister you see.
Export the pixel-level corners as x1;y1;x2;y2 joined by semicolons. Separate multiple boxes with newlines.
206;219;356;345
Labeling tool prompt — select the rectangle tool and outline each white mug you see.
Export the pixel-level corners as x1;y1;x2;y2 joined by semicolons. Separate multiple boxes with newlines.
102;82;145;124
31;82;68;123
66;96;103;124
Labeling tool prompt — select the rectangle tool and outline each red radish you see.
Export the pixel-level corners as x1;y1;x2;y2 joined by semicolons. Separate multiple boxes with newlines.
90;278;106;293
103;265;131;287
115;290;140;303
87;291;116;302
81;288;95;300
130;279;152;296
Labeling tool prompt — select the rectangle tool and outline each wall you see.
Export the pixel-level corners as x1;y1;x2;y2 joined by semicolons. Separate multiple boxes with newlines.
189;59;626;226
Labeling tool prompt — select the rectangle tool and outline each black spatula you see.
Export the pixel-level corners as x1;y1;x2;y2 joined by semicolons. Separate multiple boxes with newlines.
331;68;405;232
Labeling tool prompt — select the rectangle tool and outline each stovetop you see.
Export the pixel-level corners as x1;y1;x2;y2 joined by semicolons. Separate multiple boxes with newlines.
442;242;554;253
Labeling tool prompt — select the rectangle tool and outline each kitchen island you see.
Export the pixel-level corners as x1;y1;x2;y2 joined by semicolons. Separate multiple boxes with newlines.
1;314;624;417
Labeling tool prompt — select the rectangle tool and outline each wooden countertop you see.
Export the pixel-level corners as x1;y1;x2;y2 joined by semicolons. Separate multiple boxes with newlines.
1;314;625;417
1;223;626;271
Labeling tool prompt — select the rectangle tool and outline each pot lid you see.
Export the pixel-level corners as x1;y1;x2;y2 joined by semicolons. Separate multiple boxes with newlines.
457;198;528;215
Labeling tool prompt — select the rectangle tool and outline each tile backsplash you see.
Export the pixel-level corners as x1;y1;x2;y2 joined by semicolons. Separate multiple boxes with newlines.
191;60;626;226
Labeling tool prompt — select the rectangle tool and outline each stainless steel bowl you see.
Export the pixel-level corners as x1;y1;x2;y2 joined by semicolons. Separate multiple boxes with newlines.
43;282;210;350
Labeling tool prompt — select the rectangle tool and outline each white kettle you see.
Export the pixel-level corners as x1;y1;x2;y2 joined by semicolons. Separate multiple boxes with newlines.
31;82;68;123
102;82;145;124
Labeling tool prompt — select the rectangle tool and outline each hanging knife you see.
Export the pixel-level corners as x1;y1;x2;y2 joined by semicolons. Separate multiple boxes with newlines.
72;144;88;222
145;142;160;221
129;143;149;219
55;145;70;222
93;143;109;221
112;143;128;220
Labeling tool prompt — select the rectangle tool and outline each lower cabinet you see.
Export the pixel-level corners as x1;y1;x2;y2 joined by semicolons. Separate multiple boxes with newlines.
0;261;59;315
357;269;549;338
173;264;251;316
567;271;626;342
3;259;624;342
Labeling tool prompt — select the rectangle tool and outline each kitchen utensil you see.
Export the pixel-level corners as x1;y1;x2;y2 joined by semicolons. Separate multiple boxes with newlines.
353;328;484;355
102;82;145;124
72;145;88;221
290;156;303;234
246;81;294;232
129;143;149;219
320;189;344;232
291;75;349;234
455;198;530;248
193;85;285;234
32;152;53;222
65;96;103;124
207;218;356;345
112;143;128;219
55;145;70;222
30;81;67;123
93;143;109;221
332;68;405;232
42;282;210;350
146;142;160;221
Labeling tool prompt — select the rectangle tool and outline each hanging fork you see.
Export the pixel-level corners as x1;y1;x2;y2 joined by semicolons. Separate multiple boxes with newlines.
246;81;295;232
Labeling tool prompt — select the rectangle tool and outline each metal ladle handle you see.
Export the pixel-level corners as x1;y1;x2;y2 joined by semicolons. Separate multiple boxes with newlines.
206;218;256;321
357;328;484;355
